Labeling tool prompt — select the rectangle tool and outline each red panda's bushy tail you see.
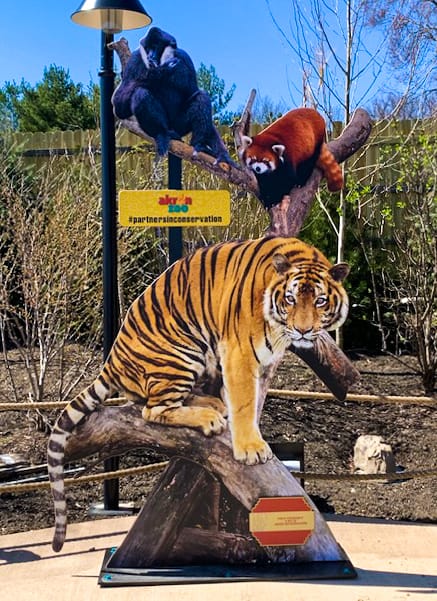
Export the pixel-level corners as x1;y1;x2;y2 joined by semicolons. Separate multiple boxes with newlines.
317;144;343;192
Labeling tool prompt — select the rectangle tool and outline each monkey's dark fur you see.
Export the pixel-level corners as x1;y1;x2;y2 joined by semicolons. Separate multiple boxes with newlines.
112;27;234;164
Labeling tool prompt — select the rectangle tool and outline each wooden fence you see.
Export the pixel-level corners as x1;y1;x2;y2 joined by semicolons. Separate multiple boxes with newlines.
11;127;158;189
10;119;435;176
9;117;437;214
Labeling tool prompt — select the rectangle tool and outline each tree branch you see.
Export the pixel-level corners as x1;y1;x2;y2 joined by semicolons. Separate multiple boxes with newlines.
109;38;372;240
109;38;259;194
266;108;372;236
59;38;364;541
65;330;358;469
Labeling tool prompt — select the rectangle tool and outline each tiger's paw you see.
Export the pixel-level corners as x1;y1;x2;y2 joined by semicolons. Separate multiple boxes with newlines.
233;439;273;466
198;408;227;436
142;403;226;436
185;393;228;417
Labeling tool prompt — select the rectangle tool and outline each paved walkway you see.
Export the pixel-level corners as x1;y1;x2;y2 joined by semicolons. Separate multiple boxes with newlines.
1;515;436;600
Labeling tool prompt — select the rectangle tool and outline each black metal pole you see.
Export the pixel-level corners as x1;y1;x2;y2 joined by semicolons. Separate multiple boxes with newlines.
99;30;120;511
168;153;183;263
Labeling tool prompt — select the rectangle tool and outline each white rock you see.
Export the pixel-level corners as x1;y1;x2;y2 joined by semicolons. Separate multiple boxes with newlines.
353;434;396;474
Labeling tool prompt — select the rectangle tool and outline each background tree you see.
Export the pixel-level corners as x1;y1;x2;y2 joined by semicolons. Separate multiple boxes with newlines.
370;92;437;120
0;83;19;131
196;63;236;123
266;0;387;345
250;94;287;124
1;65;99;132
357;122;437;392
266;0;387;120
0;143;103;428
364;0;437;115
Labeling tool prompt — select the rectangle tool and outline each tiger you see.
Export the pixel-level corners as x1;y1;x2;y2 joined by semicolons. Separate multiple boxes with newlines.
47;236;350;551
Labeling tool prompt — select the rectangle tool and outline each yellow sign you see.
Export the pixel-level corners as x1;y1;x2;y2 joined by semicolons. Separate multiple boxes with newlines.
119;189;231;228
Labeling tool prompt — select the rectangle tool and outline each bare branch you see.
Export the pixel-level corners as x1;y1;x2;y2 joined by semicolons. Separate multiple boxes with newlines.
110;38;371;240
109;38;259;195
267;108;372;237
231;88;256;150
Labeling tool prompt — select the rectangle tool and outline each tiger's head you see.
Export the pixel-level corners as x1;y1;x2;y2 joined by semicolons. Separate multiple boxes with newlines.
265;252;350;349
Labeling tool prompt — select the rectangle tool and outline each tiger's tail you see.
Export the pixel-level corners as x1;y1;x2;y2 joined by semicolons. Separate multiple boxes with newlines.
317;143;343;192
47;376;111;552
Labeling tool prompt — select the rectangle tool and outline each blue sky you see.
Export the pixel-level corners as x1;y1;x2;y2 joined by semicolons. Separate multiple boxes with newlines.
0;0;386;114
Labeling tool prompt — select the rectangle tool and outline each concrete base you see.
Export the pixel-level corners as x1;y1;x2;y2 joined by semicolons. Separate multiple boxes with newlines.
1;515;436;600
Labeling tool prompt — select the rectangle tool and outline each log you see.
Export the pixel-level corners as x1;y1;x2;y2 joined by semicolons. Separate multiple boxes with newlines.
107;458;219;568
292;330;360;402
170;527;264;565
107;457;268;567
65;406;349;563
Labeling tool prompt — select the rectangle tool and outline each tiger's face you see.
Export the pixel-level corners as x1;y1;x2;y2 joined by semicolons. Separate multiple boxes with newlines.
265;253;350;349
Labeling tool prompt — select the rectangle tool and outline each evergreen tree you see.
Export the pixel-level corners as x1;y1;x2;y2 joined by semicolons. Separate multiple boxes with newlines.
196;63;236;122
1;65;98;132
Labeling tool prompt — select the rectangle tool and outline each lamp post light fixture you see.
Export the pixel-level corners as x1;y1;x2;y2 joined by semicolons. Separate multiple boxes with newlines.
71;0;152;33
71;0;152;513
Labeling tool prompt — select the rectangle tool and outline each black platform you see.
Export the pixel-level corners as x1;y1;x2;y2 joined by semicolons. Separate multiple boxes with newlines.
99;547;357;586
97;453;357;587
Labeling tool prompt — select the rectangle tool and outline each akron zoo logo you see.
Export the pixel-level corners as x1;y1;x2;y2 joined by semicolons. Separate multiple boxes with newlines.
158;193;192;214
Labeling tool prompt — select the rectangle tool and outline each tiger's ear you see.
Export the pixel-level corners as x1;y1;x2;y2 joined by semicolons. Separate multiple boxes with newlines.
272;253;291;275
329;263;350;282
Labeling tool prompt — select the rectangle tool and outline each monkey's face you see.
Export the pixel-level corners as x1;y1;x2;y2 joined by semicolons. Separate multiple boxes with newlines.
141;27;177;67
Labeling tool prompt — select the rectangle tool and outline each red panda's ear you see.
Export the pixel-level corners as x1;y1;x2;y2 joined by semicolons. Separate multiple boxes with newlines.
241;136;253;150
272;144;285;158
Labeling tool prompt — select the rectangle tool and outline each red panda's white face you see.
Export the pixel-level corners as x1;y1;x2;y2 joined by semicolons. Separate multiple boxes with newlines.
240;136;285;175
245;155;277;174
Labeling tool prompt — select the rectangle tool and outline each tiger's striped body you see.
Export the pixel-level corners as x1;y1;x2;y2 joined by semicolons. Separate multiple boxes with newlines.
48;236;349;551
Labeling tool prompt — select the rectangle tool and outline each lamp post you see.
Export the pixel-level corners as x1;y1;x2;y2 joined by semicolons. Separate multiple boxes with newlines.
71;0;152;512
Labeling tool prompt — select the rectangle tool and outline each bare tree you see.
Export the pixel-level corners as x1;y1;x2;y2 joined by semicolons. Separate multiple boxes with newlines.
379;124;437;392
0;150;103;428
364;0;437;112
273;1;386;112
265;0;388;346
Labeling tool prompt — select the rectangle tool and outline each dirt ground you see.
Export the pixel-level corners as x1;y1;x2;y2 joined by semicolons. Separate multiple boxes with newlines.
0;351;436;538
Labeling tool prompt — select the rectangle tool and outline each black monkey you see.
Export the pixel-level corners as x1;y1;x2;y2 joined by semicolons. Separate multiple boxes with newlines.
112;27;234;164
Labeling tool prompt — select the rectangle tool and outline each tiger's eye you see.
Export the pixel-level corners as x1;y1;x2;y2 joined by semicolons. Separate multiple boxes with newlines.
315;295;328;308
285;293;295;306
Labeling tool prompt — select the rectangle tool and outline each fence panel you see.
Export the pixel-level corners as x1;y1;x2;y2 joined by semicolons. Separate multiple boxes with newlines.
9;118;437;223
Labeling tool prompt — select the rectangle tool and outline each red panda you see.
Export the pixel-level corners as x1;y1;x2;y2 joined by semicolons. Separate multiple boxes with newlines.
239;108;343;208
